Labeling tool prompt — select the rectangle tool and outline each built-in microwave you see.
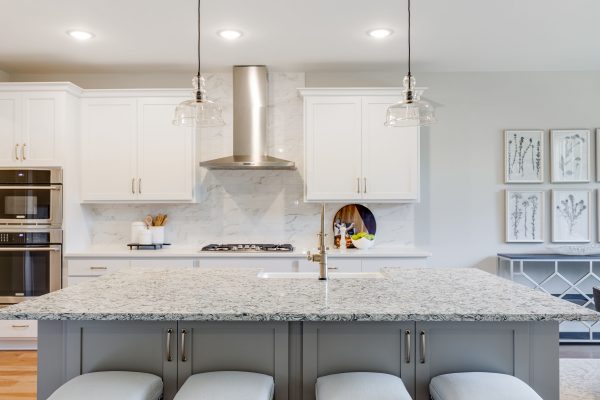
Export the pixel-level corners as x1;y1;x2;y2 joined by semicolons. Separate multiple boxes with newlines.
0;229;62;304
0;168;62;227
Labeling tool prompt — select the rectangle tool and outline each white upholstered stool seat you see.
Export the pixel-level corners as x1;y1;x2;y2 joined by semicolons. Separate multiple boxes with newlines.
47;371;163;400
429;372;543;400
174;371;274;400
316;372;412;400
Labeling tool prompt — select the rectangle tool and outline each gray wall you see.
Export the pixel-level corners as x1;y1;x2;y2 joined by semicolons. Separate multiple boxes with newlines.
309;70;600;271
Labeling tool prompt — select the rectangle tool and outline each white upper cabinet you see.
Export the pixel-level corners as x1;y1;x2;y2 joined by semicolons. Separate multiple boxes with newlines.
81;92;194;203
81;98;137;201
0;84;76;166
300;89;420;203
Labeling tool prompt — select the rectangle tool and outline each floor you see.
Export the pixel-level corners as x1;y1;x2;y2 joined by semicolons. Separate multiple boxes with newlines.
0;349;598;399
0;351;37;400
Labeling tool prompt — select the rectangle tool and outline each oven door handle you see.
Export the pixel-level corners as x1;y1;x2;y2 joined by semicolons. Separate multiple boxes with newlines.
0;185;62;191
0;247;61;252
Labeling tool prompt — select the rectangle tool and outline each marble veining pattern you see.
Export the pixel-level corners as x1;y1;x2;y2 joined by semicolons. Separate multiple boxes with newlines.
0;268;596;322
80;72;415;251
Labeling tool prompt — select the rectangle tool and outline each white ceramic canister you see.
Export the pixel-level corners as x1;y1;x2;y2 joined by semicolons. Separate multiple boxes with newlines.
130;221;146;243
138;228;153;245
150;226;165;244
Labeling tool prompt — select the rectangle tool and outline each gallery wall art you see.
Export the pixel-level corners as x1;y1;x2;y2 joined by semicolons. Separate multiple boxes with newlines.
504;130;544;183
551;129;591;183
552;189;591;243
505;190;544;242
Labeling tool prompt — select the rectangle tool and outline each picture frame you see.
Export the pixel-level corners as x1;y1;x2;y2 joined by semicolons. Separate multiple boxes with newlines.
596;128;600;182
504;130;544;183
551;129;591;183
505;190;544;243
552;189;591;243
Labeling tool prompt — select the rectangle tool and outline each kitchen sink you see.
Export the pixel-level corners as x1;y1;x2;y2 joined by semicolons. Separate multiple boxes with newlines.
256;271;384;279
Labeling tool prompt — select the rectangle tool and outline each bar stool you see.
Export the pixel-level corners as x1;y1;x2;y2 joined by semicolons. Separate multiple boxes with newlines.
429;372;542;400
48;371;163;400
316;372;412;400
174;371;274;400
593;286;600;312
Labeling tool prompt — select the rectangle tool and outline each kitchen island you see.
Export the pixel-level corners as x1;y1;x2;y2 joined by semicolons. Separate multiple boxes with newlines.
1;267;596;400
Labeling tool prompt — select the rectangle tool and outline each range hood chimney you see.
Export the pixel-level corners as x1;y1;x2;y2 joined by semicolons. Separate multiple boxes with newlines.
199;66;296;170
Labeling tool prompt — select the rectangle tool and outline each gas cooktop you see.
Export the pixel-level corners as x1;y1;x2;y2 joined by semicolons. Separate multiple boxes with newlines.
201;244;294;252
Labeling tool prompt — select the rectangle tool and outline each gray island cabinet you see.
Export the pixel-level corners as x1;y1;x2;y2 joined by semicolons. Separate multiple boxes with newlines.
1;268;596;400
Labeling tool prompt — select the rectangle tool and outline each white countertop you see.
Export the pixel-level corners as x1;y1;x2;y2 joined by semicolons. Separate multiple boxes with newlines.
64;246;432;259
1;267;596;322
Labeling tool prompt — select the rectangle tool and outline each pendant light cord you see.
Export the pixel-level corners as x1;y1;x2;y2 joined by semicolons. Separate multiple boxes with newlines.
197;0;201;79
407;0;411;77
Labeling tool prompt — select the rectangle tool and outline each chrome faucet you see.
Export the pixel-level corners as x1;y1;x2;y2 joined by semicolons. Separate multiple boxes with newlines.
307;203;328;280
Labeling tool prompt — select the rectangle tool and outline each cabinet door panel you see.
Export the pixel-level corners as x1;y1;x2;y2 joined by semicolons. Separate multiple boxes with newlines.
414;321;531;400
137;98;193;201
178;322;289;400
0;94;20;165
22;93;60;164
303;322;416;400
362;97;419;201
81;99;137;201
305;97;362;201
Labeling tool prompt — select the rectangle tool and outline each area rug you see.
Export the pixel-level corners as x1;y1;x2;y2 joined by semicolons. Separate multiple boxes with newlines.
561;358;600;399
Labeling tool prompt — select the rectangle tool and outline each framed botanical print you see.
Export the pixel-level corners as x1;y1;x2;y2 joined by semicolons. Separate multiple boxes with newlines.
596;129;600;182
552;189;591;243
505;190;544;243
504;130;544;183
551;129;591;183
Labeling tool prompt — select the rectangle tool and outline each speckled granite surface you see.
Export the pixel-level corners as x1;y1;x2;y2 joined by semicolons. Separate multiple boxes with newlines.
0;267;597;322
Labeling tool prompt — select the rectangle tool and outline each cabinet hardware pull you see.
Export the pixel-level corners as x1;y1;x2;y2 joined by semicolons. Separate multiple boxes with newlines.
419;331;426;364
327;267;338;270
181;329;187;362
15;144;19;161
405;330;411;364
138;178;142;194
89;266;108;270
356;178;360;194
166;328;173;362
11;324;30;328
364;178;367;194
22;143;26;160
131;178;135;195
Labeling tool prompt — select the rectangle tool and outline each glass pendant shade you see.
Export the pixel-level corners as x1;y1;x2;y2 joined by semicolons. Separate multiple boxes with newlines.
385;74;436;127
173;76;225;127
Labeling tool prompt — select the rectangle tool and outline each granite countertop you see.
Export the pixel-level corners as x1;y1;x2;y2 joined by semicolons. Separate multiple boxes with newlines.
64;247;432;259
1;267;597;322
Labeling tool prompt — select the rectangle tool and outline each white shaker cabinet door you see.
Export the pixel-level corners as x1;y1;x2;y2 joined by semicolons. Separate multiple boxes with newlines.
136;98;194;201
361;96;419;201
21;93;61;165
0;93;20;165
81;98;138;201
305;96;363;201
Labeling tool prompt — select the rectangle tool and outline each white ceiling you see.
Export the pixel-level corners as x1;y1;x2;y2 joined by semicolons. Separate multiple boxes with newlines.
0;0;599;74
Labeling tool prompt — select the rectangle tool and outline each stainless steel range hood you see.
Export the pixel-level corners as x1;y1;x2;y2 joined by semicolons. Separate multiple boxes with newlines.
200;66;296;170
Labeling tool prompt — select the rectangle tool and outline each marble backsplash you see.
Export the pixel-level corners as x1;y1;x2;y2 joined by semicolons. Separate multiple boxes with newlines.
82;72;416;251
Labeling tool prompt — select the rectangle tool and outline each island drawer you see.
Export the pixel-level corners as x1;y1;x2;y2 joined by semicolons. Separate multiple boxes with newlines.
0;320;37;338
67;259;129;276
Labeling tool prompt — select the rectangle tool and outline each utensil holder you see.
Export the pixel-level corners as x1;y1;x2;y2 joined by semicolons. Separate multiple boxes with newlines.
150;226;165;244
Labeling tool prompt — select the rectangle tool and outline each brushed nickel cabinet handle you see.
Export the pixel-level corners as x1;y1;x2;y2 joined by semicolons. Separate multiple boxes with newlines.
138;178;142;194
419;331;426;364
364;177;367;194
405;330;411;364
356;178;360;194
11;324;30;328
166;329;173;362
181;329;187;362
15;144;19;161
89;266;108;270
22;143;26;160
131;178;135;195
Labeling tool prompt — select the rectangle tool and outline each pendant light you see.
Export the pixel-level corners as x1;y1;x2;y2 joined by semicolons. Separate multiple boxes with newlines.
385;0;436;127
173;0;225;127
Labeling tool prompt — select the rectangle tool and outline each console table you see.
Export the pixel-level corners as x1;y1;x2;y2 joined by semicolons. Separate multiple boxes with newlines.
498;253;600;343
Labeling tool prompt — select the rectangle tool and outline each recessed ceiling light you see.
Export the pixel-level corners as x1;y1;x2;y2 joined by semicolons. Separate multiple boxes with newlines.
367;28;393;39
217;29;243;40
67;30;94;41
